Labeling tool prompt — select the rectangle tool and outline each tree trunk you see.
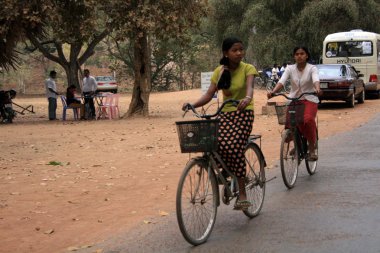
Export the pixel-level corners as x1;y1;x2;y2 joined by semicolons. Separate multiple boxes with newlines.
63;61;81;90
125;32;151;117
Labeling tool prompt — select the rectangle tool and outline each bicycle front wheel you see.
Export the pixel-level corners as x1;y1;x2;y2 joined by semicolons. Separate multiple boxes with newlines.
280;129;299;189
305;132;318;175
176;158;218;245
243;143;266;218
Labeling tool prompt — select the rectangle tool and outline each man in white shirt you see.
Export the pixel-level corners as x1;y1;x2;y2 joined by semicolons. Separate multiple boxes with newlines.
82;69;98;119
45;70;59;120
271;64;280;82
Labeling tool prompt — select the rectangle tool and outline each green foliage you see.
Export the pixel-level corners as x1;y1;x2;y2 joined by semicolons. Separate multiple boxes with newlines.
4;0;380;96
294;0;359;59
104;0;208;93
50;0;104;43
209;0;380;68
106;0;206;40
355;0;380;33
47;161;63;166
0;0;50;70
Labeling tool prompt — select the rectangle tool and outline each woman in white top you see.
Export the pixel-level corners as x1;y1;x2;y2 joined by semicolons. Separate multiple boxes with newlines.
267;46;321;161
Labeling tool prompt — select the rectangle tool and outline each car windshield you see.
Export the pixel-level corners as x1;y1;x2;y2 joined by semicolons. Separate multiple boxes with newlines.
317;65;346;78
96;76;114;82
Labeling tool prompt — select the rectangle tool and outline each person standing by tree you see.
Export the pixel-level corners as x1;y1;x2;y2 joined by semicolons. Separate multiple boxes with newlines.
45;70;59;120
182;37;257;210
82;69;97;119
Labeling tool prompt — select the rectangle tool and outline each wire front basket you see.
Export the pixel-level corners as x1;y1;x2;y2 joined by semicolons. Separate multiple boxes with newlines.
275;103;305;125
175;119;219;153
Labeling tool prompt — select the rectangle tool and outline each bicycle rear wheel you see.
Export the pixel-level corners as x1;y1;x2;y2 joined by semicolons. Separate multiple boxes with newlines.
176;158;218;245
254;77;265;89
243;143;266;218
305;132;318;175
280;129;299;189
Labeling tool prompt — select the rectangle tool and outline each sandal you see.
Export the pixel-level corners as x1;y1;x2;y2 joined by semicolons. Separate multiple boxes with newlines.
233;200;252;210
307;153;318;161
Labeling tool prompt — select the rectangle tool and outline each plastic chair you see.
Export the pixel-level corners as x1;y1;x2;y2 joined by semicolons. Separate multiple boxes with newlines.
99;94;114;119
60;95;79;121
110;94;120;119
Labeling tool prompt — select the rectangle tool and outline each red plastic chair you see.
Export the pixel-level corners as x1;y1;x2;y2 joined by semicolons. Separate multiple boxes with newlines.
110;94;120;119
99;94;114;119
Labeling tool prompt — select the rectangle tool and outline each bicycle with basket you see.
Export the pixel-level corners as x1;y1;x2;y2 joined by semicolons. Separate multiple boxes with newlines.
175;99;267;245
272;92;318;189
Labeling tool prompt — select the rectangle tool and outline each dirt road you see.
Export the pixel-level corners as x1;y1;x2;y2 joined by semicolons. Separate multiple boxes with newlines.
1;89;379;253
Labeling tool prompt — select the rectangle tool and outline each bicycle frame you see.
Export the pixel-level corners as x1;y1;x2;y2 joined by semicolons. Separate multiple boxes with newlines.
176;99;268;245
287;104;308;162
198;135;266;207
205;151;238;206
273;92;318;159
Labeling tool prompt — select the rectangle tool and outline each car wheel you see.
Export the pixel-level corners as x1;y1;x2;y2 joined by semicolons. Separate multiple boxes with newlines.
357;89;365;104
347;92;355;108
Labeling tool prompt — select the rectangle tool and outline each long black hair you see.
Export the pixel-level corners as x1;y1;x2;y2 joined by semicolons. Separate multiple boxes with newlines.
217;37;243;90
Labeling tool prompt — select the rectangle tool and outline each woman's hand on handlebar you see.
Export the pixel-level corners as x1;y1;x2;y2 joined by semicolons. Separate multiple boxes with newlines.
315;87;323;96
182;103;192;111
237;97;251;110
267;90;274;99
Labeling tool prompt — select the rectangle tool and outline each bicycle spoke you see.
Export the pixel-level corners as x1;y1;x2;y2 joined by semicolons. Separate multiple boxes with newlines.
280;130;298;189
243;143;265;218
176;159;217;245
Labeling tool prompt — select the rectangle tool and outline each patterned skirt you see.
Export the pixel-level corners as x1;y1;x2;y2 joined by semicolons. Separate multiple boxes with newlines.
217;110;254;178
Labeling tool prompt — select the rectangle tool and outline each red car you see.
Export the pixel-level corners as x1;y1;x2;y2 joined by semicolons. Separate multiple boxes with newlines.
317;64;365;108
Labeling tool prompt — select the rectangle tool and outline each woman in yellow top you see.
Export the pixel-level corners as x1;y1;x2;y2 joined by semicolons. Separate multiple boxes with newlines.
182;37;258;210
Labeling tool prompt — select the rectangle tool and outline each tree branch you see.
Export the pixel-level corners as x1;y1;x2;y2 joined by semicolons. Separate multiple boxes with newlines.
78;29;109;65
55;41;68;65
27;32;65;65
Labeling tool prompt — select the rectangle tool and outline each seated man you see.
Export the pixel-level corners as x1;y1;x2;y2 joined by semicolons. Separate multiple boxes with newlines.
66;85;85;119
0;89;16;123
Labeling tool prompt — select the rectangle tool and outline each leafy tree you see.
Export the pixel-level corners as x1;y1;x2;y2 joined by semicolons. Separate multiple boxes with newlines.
0;0;110;88
106;32;214;93
105;0;207;116
294;0;359;60
25;0;110;89
0;0;48;71
292;0;380;60
210;0;380;67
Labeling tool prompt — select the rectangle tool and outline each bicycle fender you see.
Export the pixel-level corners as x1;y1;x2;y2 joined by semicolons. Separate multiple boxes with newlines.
251;142;267;168
209;168;220;207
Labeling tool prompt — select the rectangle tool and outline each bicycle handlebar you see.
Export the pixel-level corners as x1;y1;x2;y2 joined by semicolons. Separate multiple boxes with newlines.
183;99;240;119
271;92;317;101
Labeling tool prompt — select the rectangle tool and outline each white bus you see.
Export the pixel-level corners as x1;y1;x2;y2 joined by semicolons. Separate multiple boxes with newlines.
322;30;380;97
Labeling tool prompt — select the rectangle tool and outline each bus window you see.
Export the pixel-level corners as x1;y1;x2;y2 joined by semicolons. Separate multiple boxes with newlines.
326;41;373;58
